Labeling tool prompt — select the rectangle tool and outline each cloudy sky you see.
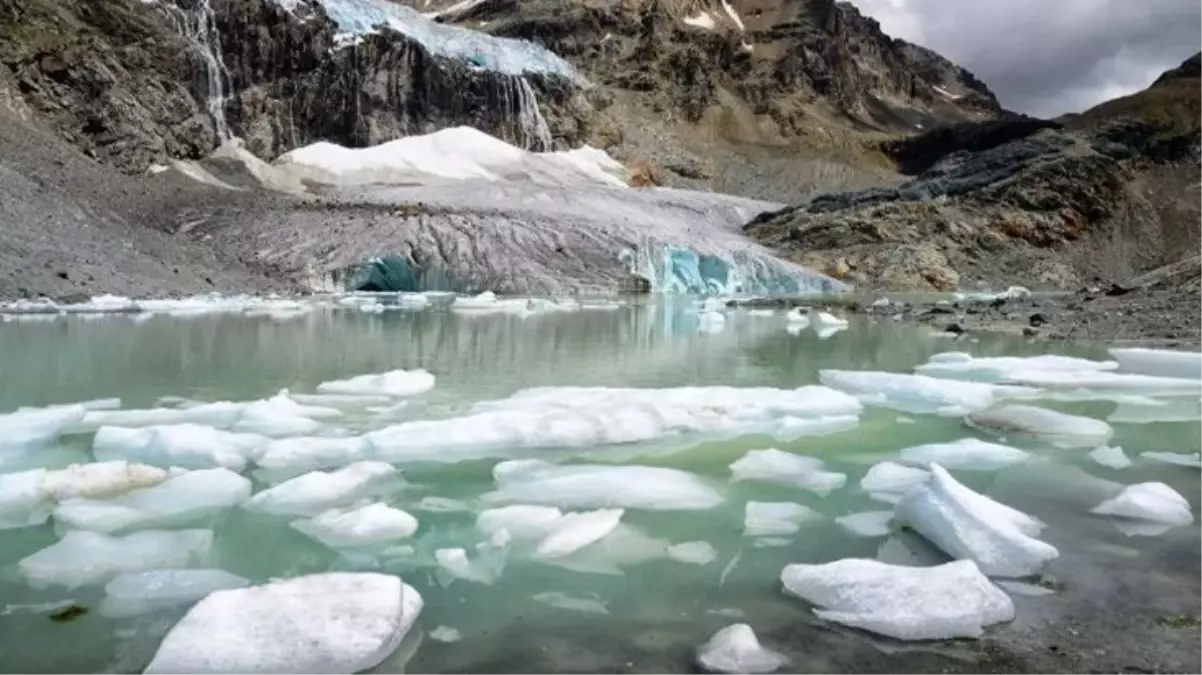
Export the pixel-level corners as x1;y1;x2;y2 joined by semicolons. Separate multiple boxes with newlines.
850;0;1202;117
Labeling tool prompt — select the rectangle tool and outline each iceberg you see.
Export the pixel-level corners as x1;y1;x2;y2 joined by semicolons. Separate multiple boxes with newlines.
743;501;822;536
99;568;250;619
967;404;1114;448
144;573;423;675
483;460;723;510
780;558;1014;640
316;369;436;397
1090;482;1194;525
19;529;214;589
1108;347;1202;380
53;468;251;533
291;502;419;549
819;370;1038;416
242;461;402;516
696;624;787;674
93;424;267;471
894;464;1057;577
729;449;846;496
899;438;1030;471
915;353;1116;382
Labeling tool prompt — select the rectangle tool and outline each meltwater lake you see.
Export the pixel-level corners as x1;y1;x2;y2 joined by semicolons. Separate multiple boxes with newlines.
0;293;1198;673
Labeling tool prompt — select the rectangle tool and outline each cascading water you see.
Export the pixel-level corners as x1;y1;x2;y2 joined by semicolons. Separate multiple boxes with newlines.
162;0;232;139
503;76;553;152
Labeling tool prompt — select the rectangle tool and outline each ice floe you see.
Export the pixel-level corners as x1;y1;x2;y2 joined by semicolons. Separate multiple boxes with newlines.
242;461;402;516
859;461;931;496
0;405;87;452
316;369;436;397
78;402;246;433
254;435;372;474
1003;370;1199;396
435;547;502;584
1108;396;1202;424
477;504;565;540
899;438;1030;471
1109;347;1202;380
894;464;1057;577
93;424;267;471
430;626;462;643
696;623;786;674
533;508;624;559
1089;482;1194;525
20;529;214;589
1141;451;1202;468
967;404;1113;448
99;568;250;619
729;448;846;496
916;353;1116;382
54;468;251;533
819;370;1038;416
1089;445;1132;469
780;558;1014;640
291;503;419;549
667;540;718;565
835;511;894;537
0;462;172;530
483;460;723;510
144;573;422;674
743;501;821;536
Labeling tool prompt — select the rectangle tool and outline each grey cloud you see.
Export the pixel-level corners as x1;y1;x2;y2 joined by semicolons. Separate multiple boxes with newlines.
850;0;1202;117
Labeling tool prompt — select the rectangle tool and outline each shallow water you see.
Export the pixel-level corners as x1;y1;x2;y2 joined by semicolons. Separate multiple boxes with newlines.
0;297;1198;673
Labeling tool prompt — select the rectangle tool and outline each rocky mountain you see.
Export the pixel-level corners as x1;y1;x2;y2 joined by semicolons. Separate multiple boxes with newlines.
747;52;1201;292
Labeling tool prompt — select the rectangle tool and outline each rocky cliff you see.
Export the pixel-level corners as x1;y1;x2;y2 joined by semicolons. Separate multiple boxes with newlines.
746;52;1202;292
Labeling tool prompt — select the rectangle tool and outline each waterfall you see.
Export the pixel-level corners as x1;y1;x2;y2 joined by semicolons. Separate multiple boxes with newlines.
500;75;552;152
163;0;233;140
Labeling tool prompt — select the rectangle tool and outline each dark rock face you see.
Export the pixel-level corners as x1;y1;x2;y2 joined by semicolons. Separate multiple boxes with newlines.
881;117;1062;175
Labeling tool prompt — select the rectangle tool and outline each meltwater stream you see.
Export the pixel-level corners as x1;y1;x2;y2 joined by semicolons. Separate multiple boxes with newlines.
0;297;1198;673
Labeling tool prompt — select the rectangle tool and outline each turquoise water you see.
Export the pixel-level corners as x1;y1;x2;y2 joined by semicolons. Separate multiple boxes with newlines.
0;297;1197;673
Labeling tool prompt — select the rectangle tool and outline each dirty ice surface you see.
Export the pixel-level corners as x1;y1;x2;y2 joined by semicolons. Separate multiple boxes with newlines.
0;300;1198;673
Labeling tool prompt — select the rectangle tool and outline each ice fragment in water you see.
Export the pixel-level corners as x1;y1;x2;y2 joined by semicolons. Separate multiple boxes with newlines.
1089;482;1194;525
435;547;500;584
75;402;245;432
859;461;930;494
967;404;1113;448
93;424;266;471
533;508;623;559
780;558;1014;640
0;462;172;531
743;501;821;536
667;541;718;565
1108;396;1202;424
894;464;1056;577
1003;370;1200;395
1108;347;1202;380
20;529;214;589
696;623;786;674
483;461;723;510
242;461;401;516
291;503;419;549
697;311;727;333
317;369;436;397
0;404;85;449
1089;446;1132;469
99;568;249;618
811;311;848;328
1141;451;1202;468
915;353;1116;382
532;591;609;614
144;573;422;675
255;435;372;473
430;626;462;643
899;438;1030;471
477;504;564;540
835;511;894;537
54;468;251;533
819;370;1038;416
729;448;846;496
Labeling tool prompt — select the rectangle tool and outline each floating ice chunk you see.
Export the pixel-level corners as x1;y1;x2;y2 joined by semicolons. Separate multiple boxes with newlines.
667;540;718;565
812;312;848;328
967;404;1113;448
317;369;436;397
785;309;810;330
292;503;419;548
450;291;528;314
819;370;1038;416
0;469;54;530
916;354;1116;382
1108;396;1202;424
697;311;727;333
1141;451;1202;468
899;438;1030;471
894;464;1056;577
477;504;564;540
483;462;723;510
729;449;846;495
773;414;859;439
54;468;251;533
1090;482;1194;525
289;392;394;409
60;294;136;313
144;573;422;674
243;461;401;516
19;529;214;589
75;402;245;432
835;511;894;537
93;424;267;471
743;501;821;536
435;547;499;584
430;626;462;643
99;568;249;618
255;436;371;472
814;325;846;339
1;461;174;530
696;623;786;674
780;558;1014;640
1089;446;1132;469
747;308;776;317
0;404;86;449
533;591;609;614
534;508;624;558
1109;347;1202;380
860;461;931;494
1004;370;1199;395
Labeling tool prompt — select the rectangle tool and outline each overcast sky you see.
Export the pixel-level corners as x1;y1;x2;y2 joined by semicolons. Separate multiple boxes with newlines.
850;0;1202;118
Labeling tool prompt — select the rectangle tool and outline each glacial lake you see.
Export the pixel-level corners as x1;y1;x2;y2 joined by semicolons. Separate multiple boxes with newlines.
0;294;1198;673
